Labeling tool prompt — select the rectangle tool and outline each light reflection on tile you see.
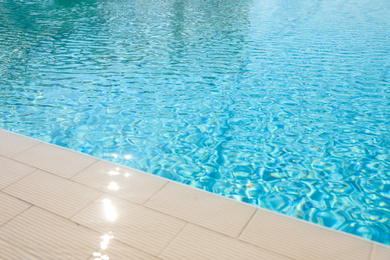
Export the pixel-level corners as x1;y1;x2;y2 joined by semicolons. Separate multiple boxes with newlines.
89;240;160;260
71;195;186;256
1;132;386;259
107;181;119;191
103;198;118;222
71;161;168;204
91;231;114;260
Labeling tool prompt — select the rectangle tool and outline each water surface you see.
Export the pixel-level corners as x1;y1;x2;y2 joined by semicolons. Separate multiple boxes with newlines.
1;0;390;244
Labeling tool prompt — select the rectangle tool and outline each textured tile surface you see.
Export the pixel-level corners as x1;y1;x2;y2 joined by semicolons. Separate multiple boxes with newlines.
0;130;40;158
1;132;388;260
4;170;103;218
145;182;256;237
89;240;161;260
161;224;291;260
239;209;373;260
72;160;168;204
0;192;30;226
0;207;101;260
13;142;97;178
372;244;390;260
0;155;36;189
0;239;36;260
72;195;186;256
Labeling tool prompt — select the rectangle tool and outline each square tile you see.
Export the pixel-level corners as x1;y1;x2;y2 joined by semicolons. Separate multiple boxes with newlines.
372;244;390;260
72;160;168;204
13;142;98;178
0;192;31;226
239;209;373;260
0;130;40;158
4;170;103;218
72;195;186;256
88;239;160;260
0;155;36;189
161;223;290;260
0;206;101;260
145;182;256;237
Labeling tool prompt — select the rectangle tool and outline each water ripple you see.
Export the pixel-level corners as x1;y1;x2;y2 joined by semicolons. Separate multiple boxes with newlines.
1;0;390;245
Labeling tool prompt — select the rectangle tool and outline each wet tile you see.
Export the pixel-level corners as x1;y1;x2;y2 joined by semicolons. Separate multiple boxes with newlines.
239;209;373;260
145;182;256;237
0;155;36;189
372;244;390;260
72;195;186;256
0;192;30;226
0;130;40;158
161;223;291;260
13;142;98;178
89;239;160;260
72;160;168;204
0;206;101;260
4;170;102;218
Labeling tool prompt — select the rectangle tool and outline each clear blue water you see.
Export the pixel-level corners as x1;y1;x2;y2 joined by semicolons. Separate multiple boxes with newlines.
1;0;390;244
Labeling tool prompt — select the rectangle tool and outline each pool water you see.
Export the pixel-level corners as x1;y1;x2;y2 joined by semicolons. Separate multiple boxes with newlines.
1;0;390;245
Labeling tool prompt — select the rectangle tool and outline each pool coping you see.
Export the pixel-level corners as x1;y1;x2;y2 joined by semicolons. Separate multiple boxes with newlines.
0;128;389;259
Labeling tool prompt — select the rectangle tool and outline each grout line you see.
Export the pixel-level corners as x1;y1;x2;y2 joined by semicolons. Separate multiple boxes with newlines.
3;133;390;255
237;208;258;239
111;238;164;259
188;222;297;260
25;204;103;235
369;243;376;260
0;202;32;228
9;141;42;159
25;204;163;259
3;164;106;206
68;158;101;180
157;222;189;258
142;180;170;206
68;191;104;220
1;168;40;191
5;204;102;259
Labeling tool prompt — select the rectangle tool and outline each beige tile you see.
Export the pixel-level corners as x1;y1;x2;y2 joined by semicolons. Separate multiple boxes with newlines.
72;195;186;256
0;192;30;226
372;244;390;260
145;182;256;237
0;155;36;189
13;142;98;178
89;239;160;260
0;206;101;260
239;209;373;260
72;161;168;204
161;223;291;260
4;170;103;218
0;238;36;260
0;130;40;158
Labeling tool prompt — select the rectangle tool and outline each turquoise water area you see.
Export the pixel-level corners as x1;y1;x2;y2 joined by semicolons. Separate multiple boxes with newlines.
1;0;389;244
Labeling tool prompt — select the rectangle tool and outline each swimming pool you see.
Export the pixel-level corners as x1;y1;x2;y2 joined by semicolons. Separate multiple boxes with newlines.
1;0;389;245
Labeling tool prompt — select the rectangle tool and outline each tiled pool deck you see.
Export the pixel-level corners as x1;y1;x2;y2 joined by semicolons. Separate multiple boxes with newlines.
0;129;389;260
